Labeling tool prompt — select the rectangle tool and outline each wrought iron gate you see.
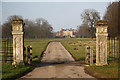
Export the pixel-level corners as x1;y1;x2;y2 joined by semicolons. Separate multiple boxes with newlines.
0;38;13;63
107;37;120;62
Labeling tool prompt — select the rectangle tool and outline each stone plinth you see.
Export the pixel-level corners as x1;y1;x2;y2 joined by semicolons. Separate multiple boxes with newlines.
11;18;24;65
95;20;108;66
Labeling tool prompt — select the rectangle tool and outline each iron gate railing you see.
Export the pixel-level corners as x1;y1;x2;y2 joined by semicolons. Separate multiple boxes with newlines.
0;38;13;63
107;37;120;62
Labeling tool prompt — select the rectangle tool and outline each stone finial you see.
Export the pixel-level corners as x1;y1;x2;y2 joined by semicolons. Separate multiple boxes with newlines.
13;18;23;21
11;18;23;25
96;20;108;33
95;20;108;27
11;18;24;32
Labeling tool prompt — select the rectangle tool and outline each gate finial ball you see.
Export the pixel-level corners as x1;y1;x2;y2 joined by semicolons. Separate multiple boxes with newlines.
95;20;107;26
11;18;23;25
13;18;23;21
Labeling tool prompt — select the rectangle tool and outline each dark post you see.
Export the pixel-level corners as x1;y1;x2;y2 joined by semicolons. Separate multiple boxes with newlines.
23;47;26;63
23;23;25;62
27;46;30;64
119;39;120;61
109;37;110;60
85;46;90;63
30;46;32;62
27;46;32;64
118;38;120;78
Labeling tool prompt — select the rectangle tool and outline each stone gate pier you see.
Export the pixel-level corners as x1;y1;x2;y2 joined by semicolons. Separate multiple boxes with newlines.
95;20;108;66
11;18;24;65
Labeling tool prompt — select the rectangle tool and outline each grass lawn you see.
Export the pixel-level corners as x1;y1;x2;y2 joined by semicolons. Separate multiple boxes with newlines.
24;39;51;61
85;61;119;79
61;38;96;61
2;64;34;80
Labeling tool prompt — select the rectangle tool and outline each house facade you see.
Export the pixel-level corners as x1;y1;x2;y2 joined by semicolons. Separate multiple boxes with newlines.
56;28;77;38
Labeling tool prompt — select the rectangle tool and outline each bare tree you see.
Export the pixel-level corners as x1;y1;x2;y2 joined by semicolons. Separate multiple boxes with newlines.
104;1;120;38
76;23;91;38
24;19;36;38
35;18;53;38
2;15;22;38
7;15;23;23
81;9;100;37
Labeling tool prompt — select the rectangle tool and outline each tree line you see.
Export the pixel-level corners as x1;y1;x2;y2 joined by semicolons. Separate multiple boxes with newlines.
77;1;120;38
2;15;55;38
104;1;120;38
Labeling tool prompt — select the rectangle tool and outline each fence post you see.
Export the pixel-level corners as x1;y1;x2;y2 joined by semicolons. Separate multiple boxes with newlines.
3;40;7;63
90;46;93;65
10;38;13;63
23;47;26;63
85;46;90;63
6;38;8;63
30;46;32;62
118;39;120;63
27;46;32;64
27;46;30;64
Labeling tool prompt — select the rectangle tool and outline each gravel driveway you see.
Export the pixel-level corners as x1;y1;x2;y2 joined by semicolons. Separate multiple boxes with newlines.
17;42;96;79
41;42;75;63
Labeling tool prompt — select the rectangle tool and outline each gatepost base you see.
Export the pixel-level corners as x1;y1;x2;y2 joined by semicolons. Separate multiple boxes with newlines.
96;63;108;66
12;61;24;67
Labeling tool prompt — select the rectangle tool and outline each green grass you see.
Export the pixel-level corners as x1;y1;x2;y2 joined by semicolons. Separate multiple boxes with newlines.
24;39;51;61
85;61;119;79
2;64;34;80
61;38;96;61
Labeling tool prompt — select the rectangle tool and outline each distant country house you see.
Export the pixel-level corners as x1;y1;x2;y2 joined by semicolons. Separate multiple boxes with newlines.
56;28;77;38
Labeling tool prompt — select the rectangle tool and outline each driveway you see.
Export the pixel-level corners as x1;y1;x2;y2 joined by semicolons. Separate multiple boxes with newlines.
17;42;96;79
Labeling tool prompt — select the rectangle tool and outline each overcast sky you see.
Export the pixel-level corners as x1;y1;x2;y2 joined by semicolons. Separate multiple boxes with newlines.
2;2;110;32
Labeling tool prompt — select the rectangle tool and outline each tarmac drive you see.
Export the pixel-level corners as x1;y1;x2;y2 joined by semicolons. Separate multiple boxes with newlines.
17;42;96;79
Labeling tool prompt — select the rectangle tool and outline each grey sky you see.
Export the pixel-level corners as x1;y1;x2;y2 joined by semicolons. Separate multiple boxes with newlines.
2;0;116;2
2;2;109;32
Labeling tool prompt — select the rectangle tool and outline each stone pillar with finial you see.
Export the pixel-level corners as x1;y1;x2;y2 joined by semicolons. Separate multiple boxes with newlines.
11;18;25;66
95;20;108;66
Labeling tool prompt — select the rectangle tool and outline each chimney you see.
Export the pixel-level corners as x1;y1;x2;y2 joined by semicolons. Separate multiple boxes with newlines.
61;28;63;31
70;28;72;31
